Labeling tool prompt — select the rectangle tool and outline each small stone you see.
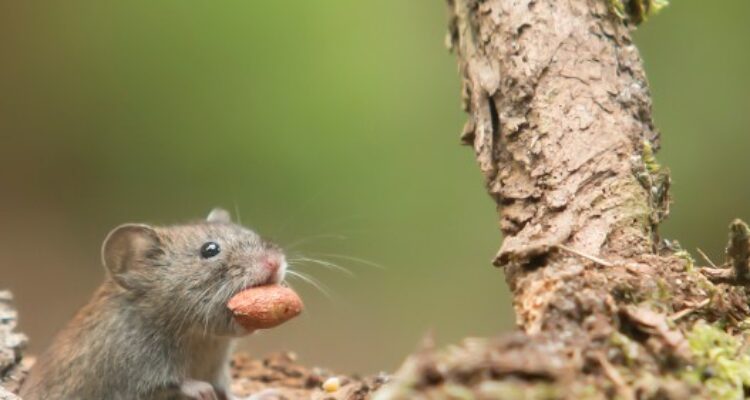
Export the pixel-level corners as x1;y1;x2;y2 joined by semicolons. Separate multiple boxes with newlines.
0;387;19;400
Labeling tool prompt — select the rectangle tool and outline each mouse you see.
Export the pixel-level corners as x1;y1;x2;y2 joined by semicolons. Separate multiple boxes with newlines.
20;208;288;400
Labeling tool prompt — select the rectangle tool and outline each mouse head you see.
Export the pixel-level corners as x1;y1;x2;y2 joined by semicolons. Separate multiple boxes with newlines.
101;208;287;336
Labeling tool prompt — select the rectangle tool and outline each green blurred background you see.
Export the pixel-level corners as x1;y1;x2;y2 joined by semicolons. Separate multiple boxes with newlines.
0;1;748;374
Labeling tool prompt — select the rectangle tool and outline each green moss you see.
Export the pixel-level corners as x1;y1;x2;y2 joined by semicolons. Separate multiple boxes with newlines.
609;0;669;24
649;0;669;15
611;331;641;367
682;322;750;400
632;140;671;226
655;278;672;303
674;249;696;273
642;140;661;174
609;0;627;19
612;176;653;227
683;264;719;297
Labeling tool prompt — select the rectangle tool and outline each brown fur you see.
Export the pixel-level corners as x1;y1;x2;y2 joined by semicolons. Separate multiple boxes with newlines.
20;209;285;400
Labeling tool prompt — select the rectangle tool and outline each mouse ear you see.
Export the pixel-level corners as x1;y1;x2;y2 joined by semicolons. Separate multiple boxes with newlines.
207;208;232;223
101;224;161;288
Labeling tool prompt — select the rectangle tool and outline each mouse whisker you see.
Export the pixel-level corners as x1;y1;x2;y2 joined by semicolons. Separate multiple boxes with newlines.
199;286;214;337
175;284;214;336
203;279;235;335
308;253;386;270
288;257;354;277
285;270;333;300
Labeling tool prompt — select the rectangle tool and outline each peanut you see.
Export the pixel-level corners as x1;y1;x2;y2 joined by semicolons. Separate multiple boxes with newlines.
227;284;303;330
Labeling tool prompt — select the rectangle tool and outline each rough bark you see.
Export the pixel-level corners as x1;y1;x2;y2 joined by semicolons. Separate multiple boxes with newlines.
374;1;750;399
449;0;665;335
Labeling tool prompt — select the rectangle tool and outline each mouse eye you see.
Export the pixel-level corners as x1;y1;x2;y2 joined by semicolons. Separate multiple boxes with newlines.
200;242;221;259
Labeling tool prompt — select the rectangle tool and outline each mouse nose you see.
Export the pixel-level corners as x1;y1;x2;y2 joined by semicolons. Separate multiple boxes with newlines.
263;256;281;274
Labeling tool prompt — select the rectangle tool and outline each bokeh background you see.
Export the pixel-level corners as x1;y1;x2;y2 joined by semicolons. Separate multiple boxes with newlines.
0;1;748;374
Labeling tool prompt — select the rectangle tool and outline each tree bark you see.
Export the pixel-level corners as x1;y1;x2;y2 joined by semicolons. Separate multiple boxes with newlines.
450;0;665;336
374;1;750;399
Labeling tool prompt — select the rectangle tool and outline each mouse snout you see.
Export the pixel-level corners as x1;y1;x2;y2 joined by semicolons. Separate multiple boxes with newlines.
261;252;287;284
262;253;284;272
263;256;280;273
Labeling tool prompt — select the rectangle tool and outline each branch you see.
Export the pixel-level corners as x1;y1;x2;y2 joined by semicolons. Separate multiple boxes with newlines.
702;219;750;284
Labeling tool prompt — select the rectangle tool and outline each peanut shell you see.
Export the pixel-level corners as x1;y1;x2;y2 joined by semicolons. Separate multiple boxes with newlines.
228;284;303;330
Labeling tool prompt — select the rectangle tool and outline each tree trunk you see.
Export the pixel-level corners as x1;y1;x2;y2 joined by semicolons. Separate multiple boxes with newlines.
450;0;664;336
374;1;750;399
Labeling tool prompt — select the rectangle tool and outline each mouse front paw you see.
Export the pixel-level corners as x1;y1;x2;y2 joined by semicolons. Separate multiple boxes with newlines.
180;379;219;400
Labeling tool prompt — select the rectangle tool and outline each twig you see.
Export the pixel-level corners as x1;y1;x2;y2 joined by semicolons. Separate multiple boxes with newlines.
700;267;737;284
668;298;710;322
696;248;717;268
596;353;635;400
556;244;614;267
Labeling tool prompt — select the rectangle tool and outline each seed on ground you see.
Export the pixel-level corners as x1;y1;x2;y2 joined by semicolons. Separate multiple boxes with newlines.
322;376;341;393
